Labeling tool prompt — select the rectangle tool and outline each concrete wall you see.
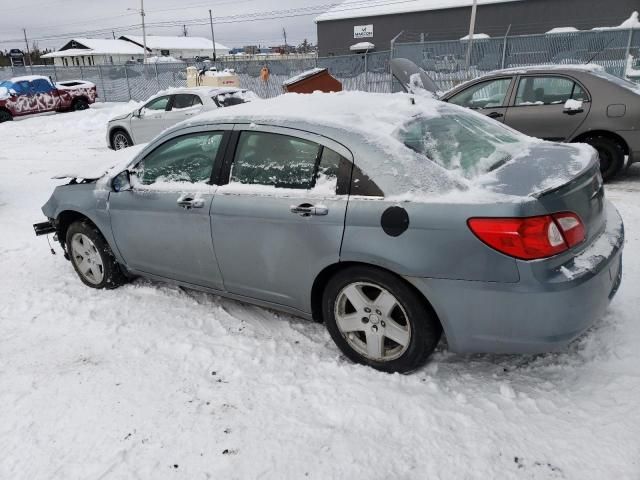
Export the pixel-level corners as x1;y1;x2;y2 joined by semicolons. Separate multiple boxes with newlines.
317;0;639;56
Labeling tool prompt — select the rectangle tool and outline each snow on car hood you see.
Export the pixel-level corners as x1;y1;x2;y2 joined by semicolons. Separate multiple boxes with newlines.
0;86;10;100
54;143;147;181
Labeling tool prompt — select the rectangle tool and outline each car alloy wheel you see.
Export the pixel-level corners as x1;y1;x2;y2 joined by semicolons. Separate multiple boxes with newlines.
70;232;105;285
334;282;411;362
113;132;130;150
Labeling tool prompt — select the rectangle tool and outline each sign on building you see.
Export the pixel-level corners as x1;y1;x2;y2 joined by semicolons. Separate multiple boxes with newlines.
354;25;373;39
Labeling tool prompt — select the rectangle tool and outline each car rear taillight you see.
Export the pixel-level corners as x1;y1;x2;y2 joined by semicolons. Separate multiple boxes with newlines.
468;212;586;260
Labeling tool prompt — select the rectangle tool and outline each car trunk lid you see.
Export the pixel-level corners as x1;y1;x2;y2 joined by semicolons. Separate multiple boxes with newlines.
481;142;605;245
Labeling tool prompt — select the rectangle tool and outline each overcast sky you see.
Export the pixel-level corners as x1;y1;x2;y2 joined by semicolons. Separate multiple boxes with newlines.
0;0;334;50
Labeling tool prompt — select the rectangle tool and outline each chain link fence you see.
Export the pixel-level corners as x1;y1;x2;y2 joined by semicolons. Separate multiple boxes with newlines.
1;29;638;100
0;52;391;102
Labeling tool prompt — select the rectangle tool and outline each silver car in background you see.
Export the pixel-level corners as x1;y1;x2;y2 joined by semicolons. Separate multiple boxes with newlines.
35;92;624;373
106;87;254;150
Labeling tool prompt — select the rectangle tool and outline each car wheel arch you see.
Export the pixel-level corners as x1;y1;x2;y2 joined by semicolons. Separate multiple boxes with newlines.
56;211;110;254
571;130;629;156
310;261;447;337
0;107;13;120
109;127;133;148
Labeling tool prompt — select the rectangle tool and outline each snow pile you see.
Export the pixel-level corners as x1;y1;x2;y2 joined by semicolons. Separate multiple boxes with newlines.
283;68;326;86
593;11;640;30
145;55;183;64
546;27;580;34
460;33;490;40
564;99;584;111
0;86;10;99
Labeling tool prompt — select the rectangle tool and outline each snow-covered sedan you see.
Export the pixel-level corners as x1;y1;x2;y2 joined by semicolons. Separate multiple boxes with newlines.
106;87;255;150
35;92;624;373
0;75;96;122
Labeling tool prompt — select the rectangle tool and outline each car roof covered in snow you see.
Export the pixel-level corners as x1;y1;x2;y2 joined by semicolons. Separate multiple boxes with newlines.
8;75;51;83
179;91;521;198
487;64;605;76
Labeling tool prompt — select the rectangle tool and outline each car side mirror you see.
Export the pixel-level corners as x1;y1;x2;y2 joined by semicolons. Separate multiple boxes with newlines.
563;99;584;115
112;170;132;192
134;108;143;118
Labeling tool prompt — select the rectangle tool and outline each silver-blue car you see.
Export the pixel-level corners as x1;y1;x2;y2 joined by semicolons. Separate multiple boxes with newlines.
34;92;624;373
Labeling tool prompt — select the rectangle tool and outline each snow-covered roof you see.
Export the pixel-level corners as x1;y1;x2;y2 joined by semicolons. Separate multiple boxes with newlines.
283;68;327;86
460;33;490;41
593;11;640;30
350;42;375;51
120;35;230;53
490;64;605;75
316;0;521;22
546;27;580;34
7;75;51;83
43;38;146;57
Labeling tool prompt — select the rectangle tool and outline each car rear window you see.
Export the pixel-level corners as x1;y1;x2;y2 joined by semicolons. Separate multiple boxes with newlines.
397;109;526;178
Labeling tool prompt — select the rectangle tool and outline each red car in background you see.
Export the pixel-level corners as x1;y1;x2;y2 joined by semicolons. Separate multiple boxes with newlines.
0;75;97;122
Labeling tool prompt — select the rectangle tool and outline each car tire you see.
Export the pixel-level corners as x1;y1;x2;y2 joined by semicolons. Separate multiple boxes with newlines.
66;220;128;289
110;129;133;150
0;110;13;123
582;135;624;181
72;98;89;111
322;266;442;373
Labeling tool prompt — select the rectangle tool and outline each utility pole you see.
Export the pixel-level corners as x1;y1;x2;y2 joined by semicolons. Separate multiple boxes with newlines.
209;9;217;61
112;31;116;40
282;28;288;53
23;28;31;66
141;0;148;65
183;24;188;37
465;0;478;68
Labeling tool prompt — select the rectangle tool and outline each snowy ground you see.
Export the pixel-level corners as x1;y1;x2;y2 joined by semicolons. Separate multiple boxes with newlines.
1;104;639;480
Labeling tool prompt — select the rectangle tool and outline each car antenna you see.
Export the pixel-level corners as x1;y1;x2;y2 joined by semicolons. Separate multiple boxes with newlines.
585;37;616;64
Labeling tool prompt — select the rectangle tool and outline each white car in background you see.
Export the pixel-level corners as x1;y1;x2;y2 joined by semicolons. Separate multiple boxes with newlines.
106;87;255;150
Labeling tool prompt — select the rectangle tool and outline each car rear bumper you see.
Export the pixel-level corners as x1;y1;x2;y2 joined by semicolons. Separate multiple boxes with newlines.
406;201;624;354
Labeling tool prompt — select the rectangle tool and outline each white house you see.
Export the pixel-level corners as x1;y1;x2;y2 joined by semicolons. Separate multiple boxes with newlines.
119;35;230;59
41;38;146;66
42;36;231;66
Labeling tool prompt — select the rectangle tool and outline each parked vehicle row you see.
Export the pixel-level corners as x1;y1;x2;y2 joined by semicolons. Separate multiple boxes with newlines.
0;75;96;122
34;90;624;373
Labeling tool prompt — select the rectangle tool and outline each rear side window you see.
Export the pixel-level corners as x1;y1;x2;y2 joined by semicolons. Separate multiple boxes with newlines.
171;94;202;110
136;132;223;185
515;76;587;106
448;78;512;109
229;131;351;193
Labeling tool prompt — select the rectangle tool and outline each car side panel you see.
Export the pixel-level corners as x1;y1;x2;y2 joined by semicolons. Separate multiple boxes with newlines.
341;200;522;283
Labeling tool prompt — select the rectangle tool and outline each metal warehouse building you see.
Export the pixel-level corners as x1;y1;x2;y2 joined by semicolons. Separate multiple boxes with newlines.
316;0;640;56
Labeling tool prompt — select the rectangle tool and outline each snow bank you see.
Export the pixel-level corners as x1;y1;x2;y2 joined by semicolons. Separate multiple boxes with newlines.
144;55;184;64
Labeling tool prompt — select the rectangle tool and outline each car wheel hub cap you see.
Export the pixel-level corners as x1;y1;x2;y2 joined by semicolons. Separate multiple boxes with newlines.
335;282;411;362
114;134;129;150
70;233;104;285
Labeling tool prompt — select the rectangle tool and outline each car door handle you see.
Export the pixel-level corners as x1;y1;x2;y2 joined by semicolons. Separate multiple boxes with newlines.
563;109;584;115
487;111;504;119
290;203;329;216
177;195;204;209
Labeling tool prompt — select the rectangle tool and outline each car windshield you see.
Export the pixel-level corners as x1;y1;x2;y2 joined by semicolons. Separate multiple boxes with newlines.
397;109;526;178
